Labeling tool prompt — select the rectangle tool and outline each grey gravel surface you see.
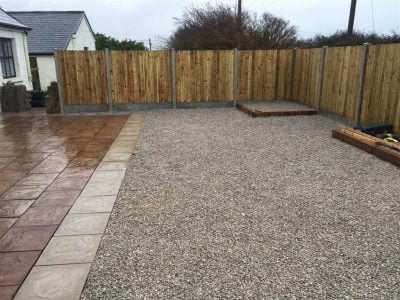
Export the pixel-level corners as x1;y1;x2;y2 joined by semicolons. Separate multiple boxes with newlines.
82;107;400;299
245;100;315;111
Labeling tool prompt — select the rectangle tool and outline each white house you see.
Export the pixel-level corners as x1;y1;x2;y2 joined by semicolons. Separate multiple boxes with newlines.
0;8;32;89
10;11;96;91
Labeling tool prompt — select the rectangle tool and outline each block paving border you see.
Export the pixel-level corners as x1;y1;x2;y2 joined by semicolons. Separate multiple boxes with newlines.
13;114;145;299
0;113;144;299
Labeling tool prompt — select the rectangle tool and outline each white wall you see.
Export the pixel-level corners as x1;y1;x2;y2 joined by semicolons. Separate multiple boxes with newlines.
32;17;95;91
67;16;96;50
35;55;56;91
0;27;32;89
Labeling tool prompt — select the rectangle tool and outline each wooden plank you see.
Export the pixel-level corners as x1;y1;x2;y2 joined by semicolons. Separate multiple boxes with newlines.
54;51;64;113
110;50;171;104
176;50;233;102
332;126;400;167
57;50;107;105
236;103;317;118
104;49;113;111
360;43;400;131
170;49;176;108
353;43;369;126
237;50;278;101
233;49;238;106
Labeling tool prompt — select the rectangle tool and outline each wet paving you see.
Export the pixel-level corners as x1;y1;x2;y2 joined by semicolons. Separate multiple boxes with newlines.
0;114;129;299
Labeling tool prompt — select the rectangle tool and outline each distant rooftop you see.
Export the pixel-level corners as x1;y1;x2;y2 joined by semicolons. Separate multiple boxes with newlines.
0;8;30;30
9;11;92;54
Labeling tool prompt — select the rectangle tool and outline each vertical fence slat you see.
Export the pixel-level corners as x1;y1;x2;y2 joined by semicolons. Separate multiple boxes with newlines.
316;46;328;110
290;48;297;101
233;48;238;106
170;48;177;109
354;43;370;127
104;48;113;112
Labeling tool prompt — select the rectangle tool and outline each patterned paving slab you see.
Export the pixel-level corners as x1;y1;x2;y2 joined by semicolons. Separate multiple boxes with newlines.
0;113;145;299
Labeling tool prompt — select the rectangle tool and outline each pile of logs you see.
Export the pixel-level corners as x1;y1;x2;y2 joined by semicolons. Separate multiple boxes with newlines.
0;82;30;113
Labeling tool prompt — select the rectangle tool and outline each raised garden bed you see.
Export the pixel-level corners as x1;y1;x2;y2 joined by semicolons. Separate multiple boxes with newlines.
237;101;317;118
332;125;400;167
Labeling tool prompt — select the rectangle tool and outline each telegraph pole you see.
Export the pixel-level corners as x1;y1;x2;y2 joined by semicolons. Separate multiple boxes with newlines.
237;0;242;30
347;0;357;35
149;39;152;50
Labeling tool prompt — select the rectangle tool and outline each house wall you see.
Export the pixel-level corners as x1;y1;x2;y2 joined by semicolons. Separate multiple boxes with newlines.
35;55;56;91
0;27;32;89
33;16;95;91
67;17;96;50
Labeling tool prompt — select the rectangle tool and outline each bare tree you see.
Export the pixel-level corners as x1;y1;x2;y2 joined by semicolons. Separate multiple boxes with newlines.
168;3;297;50
248;13;297;49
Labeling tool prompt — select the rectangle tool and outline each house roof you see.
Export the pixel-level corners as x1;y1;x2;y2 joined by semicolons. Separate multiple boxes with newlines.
0;8;30;31
8;11;94;55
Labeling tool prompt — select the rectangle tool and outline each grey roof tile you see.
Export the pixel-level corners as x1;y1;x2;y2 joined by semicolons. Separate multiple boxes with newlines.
9;11;87;54
0;8;30;30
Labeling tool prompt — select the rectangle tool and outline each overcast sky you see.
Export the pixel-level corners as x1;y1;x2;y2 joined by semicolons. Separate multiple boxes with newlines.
2;0;400;49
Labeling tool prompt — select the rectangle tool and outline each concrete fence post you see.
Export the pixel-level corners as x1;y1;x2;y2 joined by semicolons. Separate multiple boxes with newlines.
170;48;177;109
54;50;64;114
354;43;370;127
233;48;238;107
104;48;113;113
316;46;328;110
290;47;298;101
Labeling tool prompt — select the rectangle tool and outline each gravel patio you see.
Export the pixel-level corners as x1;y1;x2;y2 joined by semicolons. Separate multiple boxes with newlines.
82;107;400;299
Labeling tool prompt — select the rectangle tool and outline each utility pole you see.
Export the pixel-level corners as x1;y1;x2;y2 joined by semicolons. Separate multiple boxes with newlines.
149;38;152;50
347;0;357;35
237;0;242;30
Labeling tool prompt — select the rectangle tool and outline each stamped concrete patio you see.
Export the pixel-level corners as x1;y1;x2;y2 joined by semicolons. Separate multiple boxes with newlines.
0;113;145;299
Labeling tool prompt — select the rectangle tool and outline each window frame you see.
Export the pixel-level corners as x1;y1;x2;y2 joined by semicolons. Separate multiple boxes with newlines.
0;38;16;79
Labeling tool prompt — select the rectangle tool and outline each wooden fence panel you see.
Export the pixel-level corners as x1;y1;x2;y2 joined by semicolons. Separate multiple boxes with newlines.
176;50;233;102
360;44;400;132
238;50;277;101
319;46;361;119
292;48;320;107
110;50;171;104
276;49;294;100
59;51;107;105
56;47;400;133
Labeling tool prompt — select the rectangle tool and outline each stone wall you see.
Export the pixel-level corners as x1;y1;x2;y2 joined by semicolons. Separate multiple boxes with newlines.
0;82;31;113
45;82;60;113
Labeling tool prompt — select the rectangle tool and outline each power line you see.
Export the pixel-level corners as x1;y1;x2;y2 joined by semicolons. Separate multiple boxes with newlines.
265;0;279;8
253;0;279;12
253;0;272;11
247;0;263;9
370;0;376;33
